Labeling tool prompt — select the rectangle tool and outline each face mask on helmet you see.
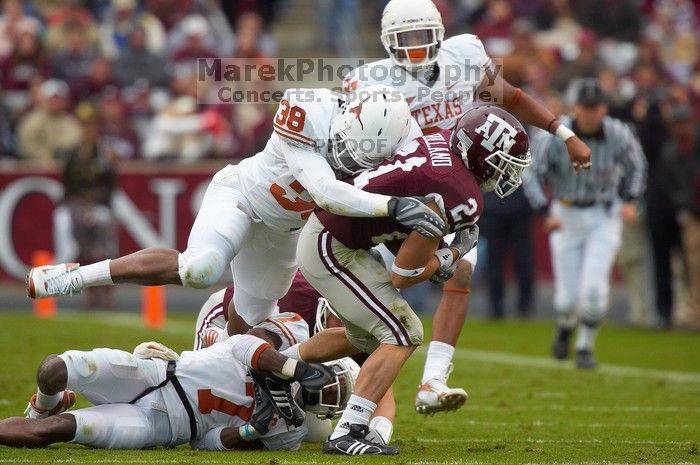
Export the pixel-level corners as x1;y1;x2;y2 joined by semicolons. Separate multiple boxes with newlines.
314;297;340;334
299;357;360;419
328;127;368;175
483;148;531;198
455;127;531;199
384;28;443;67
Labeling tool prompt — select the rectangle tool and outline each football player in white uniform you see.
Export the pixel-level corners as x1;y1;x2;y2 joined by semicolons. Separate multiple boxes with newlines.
192;273;396;447
342;0;592;415
1;316;351;451
27;86;446;328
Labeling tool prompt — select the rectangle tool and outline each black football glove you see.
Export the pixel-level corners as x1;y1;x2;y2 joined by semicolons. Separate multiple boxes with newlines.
291;361;335;392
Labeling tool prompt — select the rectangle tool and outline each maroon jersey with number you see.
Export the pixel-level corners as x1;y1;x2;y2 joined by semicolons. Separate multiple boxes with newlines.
315;130;483;251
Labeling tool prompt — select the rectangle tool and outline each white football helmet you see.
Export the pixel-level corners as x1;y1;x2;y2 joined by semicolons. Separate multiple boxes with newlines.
329;85;412;175
381;0;445;69
300;357;360;419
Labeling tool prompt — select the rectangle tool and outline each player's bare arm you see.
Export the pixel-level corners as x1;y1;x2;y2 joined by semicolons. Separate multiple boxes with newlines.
391;230;441;288
478;74;592;171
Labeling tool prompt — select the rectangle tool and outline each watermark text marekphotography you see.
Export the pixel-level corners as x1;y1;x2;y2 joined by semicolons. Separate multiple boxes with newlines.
196;57;504;105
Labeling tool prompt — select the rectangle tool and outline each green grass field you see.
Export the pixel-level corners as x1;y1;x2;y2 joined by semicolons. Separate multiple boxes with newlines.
0;311;698;464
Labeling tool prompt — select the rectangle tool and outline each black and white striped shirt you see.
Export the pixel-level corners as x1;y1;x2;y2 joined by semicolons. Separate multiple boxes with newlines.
522;116;647;210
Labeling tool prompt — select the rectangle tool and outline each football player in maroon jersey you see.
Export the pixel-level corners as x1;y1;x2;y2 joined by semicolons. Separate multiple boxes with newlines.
289;105;530;455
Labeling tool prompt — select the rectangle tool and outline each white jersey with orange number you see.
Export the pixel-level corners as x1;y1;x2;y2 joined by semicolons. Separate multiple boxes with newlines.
234;88;341;232
234;88;422;232
164;313;308;445
161;340;258;444
343;34;491;133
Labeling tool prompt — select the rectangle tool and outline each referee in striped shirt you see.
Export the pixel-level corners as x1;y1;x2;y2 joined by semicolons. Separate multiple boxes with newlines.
522;79;647;368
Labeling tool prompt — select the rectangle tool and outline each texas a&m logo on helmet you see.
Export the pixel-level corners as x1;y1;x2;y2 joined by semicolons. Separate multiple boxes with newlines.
450;105;530;199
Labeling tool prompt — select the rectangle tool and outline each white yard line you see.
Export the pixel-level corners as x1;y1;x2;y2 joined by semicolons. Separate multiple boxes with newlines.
416;438;697;446
440;348;700;384
0;459;696;465
55;313;700;384
467;404;700;413
446;419;697;429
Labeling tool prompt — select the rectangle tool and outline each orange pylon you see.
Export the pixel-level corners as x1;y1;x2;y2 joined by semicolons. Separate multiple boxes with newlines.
31;250;56;319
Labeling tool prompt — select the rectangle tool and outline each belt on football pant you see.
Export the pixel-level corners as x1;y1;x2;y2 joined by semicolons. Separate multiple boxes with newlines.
129;360;198;441
559;199;612;210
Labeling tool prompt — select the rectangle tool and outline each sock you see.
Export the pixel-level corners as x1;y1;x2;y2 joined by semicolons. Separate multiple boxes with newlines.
330;394;376;440
77;260;113;288
35;389;62;411
281;343;302;361
228;334;271;369
421;341;455;384
556;310;577;329
369;416;393;444
575;322;599;351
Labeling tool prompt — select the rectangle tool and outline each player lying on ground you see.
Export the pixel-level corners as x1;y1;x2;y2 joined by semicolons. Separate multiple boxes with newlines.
28;86;446;331
280;107;531;455
342;0;592;411
0;315;346;451
192;271;395;446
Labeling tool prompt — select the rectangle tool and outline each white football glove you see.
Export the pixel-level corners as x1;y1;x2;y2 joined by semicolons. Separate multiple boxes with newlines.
429;225;479;284
133;341;179;361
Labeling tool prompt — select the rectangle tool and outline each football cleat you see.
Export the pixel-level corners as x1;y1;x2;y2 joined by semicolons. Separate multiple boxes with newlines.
24;390;76;419
249;383;275;435
575;349;597;369
415;378;468;415
27;263;83;299
364;427;388;446
249;370;305;427
552;327;573;360
323;424;399;455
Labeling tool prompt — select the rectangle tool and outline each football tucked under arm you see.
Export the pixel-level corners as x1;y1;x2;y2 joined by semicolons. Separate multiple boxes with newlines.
390;201;452;289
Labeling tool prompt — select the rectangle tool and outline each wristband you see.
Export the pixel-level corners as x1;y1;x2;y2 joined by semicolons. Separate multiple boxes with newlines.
434;247;455;268
391;262;425;278
555;124;575;141
239;424;261;441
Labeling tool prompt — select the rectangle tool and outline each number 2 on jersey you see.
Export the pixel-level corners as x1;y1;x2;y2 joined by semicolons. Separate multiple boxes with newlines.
275;99;306;132
197;383;254;421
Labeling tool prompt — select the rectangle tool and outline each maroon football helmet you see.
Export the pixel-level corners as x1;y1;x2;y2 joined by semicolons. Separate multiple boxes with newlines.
450;105;530;198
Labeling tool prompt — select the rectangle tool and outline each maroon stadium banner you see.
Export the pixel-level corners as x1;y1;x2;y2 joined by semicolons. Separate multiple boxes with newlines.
0;162;554;283
0;162;226;282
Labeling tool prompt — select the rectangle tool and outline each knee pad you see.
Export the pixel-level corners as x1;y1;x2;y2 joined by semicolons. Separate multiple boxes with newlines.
59;350;100;389
178;249;226;289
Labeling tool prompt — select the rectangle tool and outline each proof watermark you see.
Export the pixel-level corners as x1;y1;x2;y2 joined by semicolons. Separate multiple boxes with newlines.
196;57;504;106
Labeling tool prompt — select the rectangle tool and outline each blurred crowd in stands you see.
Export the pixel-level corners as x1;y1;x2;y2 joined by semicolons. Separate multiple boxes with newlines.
0;0;697;328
